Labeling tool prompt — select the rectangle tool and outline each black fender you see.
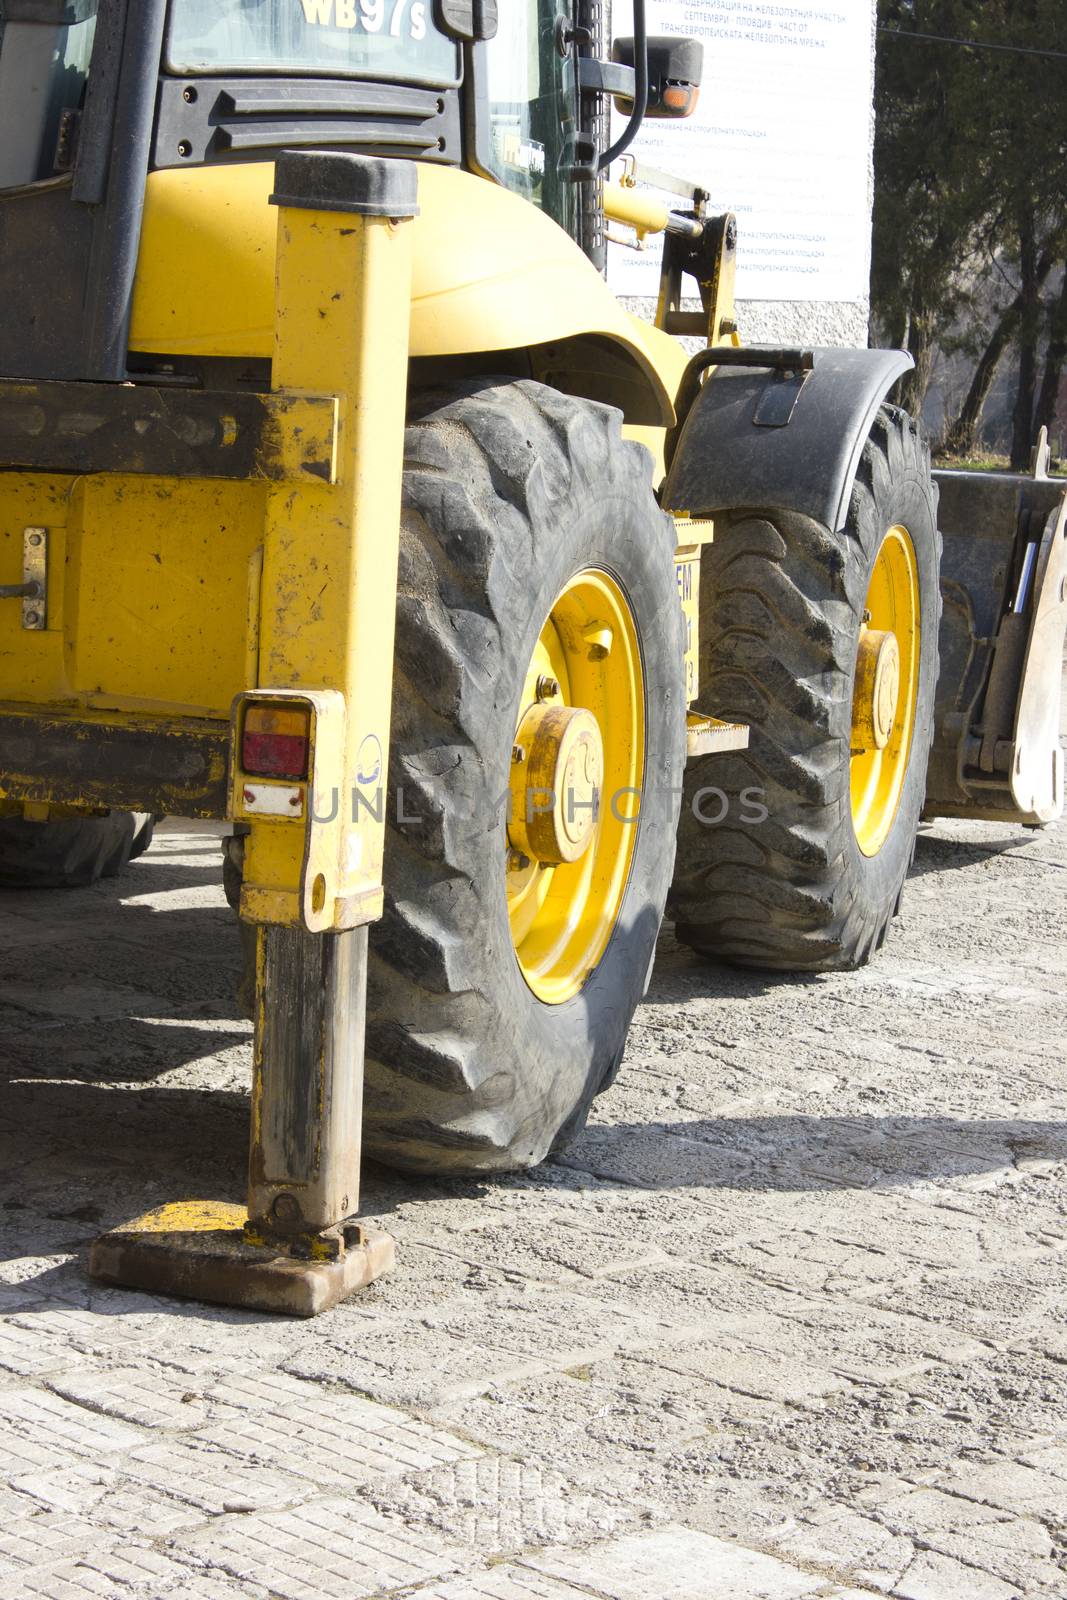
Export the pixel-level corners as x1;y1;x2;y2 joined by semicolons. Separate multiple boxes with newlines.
661;346;913;531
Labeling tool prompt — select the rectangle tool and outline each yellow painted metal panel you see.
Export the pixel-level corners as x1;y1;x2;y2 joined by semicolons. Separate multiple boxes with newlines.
131;162;676;424
1;470;264;718
0;475;72;704
65;477;264;717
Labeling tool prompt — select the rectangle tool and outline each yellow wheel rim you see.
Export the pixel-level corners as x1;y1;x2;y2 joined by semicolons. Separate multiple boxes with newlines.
507;569;645;1004
850;524;920;857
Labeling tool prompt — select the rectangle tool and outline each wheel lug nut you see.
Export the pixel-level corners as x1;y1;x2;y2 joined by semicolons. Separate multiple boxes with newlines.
507;849;531;872
536;675;559;701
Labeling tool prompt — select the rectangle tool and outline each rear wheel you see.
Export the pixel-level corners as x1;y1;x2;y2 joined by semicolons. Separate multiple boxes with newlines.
364;379;686;1173
669;406;940;970
0;812;155;890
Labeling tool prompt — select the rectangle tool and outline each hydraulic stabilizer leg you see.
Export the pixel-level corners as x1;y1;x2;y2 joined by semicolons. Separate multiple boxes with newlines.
244;923;391;1278
90;152;416;1314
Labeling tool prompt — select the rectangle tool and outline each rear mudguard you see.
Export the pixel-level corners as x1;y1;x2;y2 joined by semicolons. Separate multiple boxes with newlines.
924;471;1066;826
660;346;912;529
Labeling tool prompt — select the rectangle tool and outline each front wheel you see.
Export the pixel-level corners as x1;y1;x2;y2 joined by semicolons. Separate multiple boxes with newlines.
669;405;940;971
364;379;687;1174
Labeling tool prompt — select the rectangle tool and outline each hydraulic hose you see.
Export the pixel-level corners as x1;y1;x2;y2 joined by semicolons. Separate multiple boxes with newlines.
597;0;647;172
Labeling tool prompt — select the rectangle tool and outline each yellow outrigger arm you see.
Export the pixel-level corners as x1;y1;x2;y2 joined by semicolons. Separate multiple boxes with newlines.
91;151;418;1315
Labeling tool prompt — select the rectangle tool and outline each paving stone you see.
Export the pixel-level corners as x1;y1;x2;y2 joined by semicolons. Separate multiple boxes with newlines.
8;1307;156;1354
174;1495;467;1599
122;1314;297;1376
403;1216;672;1293
370;1454;638;1555
0;1506;109;1573
527;1524;829;1598
200;1368;397;1423
0;1324;86;1379
0;1388;147;1459
123;1437;313;1515
45;1367;222;1431
0;1428;72;1478
766;1508;914;1591
870;1485;1063;1593
12;1461;207;1536
9;1301;293;1374
404;1567;627;1599
4;1549;251;1600
892;1549;1024;1600
75;1544;203;1591
935;1459;1067;1521
557;1126;760;1193
283;1328;550;1409
751;1301;988;1384
4;1565;118;1600
190;1389;483;1490
422;1284;697;1360
656;1336;851;1406
565;1257;826;1328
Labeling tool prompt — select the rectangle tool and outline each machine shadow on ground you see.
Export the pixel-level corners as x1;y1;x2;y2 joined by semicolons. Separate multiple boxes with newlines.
1;825;1062;1323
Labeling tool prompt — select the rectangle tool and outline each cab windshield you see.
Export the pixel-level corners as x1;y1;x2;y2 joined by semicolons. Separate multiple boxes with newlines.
166;0;459;86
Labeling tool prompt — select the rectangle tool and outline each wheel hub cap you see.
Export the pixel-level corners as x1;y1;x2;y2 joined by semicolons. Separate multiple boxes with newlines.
853;628;901;752
506;567;644;1005
509;704;604;865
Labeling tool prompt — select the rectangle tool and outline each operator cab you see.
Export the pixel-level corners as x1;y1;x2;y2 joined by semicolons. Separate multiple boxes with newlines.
0;0;700;382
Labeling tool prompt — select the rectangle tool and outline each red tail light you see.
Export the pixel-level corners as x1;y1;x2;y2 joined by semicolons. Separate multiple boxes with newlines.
241;704;310;780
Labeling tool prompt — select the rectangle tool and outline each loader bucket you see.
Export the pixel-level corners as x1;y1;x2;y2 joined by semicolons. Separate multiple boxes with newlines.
924;468;1067;826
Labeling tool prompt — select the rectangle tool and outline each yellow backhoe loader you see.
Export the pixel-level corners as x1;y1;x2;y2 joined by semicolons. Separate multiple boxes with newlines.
1;0;1063;1314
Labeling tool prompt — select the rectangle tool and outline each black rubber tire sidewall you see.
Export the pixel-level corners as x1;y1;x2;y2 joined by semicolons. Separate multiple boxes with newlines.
670;405;940;970
840;414;940;928
364;380;686;1173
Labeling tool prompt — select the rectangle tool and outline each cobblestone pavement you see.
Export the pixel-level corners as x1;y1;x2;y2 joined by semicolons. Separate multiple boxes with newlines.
1;691;1065;1598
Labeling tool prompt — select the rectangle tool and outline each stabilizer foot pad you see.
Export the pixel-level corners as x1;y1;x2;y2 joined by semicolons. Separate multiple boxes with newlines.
89;1201;395;1318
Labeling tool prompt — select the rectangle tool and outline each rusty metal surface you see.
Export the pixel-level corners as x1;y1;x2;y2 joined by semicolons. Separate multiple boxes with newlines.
249;925;368;1236
88;1200;395;1318
0;378;338;484
0;705;230;818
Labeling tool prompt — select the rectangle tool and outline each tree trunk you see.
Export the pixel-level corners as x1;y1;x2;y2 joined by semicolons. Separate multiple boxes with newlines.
941;308;1018;457
899;301;935;418
1010;209;1040;469
1034;265;1067;452
941;248;1057;459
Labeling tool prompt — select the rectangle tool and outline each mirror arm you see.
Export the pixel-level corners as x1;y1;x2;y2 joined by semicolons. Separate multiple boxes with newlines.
597;0;647;172
577;58;636;99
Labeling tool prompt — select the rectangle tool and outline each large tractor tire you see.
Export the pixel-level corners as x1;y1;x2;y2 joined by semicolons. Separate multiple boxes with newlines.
0;812;155;890
363;379;687;1174
669;405;940;971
